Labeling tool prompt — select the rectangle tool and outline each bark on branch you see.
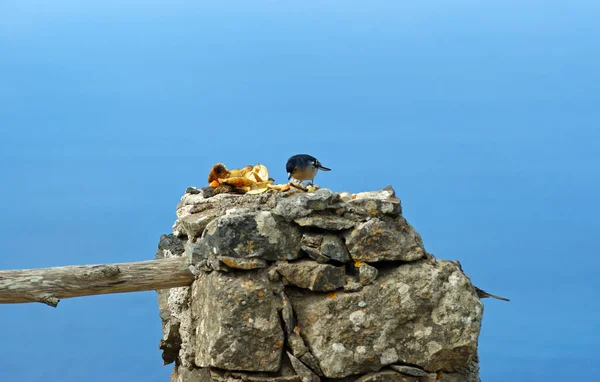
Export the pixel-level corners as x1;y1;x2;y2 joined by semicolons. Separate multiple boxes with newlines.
0;257;194;307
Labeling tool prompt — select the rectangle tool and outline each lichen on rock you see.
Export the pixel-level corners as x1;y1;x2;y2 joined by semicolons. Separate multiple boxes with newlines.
157;186;491;381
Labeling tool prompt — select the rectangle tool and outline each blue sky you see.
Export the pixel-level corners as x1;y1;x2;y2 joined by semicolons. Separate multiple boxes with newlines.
1;1;598;381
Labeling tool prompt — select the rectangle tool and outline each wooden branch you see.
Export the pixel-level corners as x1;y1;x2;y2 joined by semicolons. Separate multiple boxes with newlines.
0;257;194;307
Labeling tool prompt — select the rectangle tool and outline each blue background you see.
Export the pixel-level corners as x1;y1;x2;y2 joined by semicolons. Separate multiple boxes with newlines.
1;1;598;381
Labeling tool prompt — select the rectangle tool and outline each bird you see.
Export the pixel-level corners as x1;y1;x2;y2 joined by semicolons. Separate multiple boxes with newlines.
474;286;510;302
286;154;331;185
448;260;510;302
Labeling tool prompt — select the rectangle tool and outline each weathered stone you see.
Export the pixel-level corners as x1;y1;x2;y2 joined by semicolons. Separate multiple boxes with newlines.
288;260;482;378
160;319;181;365
355;370;416;382
192;269;284;372
294;215;356;231
287;332;308;357
280;292;296;334
299;352;324;377
438;371;480;382
218;256;268;270
210;368;303;382
301;245;330;263
354;186;396;200
156;234;186;258
185;243;205;264
344;217;425;263
343;276;363;292
347;198;401;217
277;260;345;292
180;209;220;240
170;365;211;382
185;186;201;195
338;191;353;202
389;364;428;377
357;263;378;286
274;189;340;221
320;235;351;263
287;352;320;382
172;219;187;238
198;211;302;261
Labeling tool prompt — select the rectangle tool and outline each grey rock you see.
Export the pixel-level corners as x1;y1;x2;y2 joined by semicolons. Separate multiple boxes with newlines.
299;352;324;377
300;233;351;263
159;319;181;365
180;209;220;241
347;198;401;217
274;189;340;221
345;217;425;263
156;234;186;259
438;371;481;382
198;211;302;261
217;256;269;270
280;292;296;334
357;263;378;286
301;245;330;263
185;243;206;264
294;215;356;231
170;366;211;382
277;260;345;292
389;365;428;377
287;332;308;358
354;186;396;200
355;371;417;382
192;269;284;372
288;260;482;378
320;235;351;263
288;352;320;382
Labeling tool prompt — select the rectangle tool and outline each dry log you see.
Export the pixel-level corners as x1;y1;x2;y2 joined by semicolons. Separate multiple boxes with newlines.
0;257;194;307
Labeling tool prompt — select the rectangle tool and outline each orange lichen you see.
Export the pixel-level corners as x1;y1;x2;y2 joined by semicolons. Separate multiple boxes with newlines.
327;292;337;299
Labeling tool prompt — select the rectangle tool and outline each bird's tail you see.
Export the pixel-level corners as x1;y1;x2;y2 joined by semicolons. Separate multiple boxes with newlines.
475;287;510;301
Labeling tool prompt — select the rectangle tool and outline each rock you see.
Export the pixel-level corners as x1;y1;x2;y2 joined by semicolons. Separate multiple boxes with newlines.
287;332;308;357
156;234;186;259
357;262;378;286
300;233;351;263
301;245;330;263
198;211;302;261
288;261;482;378
347;198;401;217
299;352;324;377
343;276;363;292
280;292;296;334
438;371;481;382
170;365;211;382
338;191;353;202
276;260;345;292
180;209;220;241
159;319;181;365
355;371;417;382
354;186;396;200
287;352;321;382
389;365;428;377
294;215;356;231
344;217;425;263
217;256;268;270
274;189;340;221
320;235;351;263
192;269;284;372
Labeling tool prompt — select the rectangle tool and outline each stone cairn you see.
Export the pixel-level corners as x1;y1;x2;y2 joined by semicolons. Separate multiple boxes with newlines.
157;186;483;382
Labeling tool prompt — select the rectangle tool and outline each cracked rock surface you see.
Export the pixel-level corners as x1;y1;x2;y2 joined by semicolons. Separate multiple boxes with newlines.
158;186;483;382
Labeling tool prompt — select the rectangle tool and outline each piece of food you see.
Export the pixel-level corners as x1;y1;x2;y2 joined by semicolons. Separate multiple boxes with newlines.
208;163;231;183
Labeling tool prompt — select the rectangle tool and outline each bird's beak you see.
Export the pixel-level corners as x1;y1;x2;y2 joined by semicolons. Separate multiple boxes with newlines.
287;172;292;180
